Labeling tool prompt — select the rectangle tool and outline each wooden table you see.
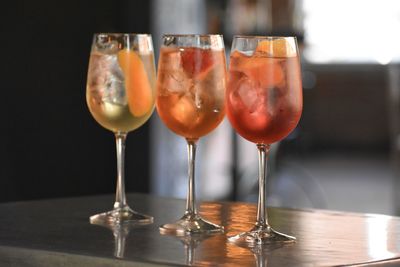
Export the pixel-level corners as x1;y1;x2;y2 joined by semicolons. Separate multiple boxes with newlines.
0;194;399;266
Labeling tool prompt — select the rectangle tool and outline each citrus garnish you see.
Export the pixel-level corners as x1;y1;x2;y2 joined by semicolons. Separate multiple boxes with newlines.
117;50;153;117
255;39;295;57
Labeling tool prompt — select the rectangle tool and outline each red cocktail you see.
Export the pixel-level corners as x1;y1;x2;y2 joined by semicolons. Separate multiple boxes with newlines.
226;36;303;245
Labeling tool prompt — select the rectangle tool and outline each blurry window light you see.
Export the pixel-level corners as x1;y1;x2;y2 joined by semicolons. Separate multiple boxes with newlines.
303;0;400;64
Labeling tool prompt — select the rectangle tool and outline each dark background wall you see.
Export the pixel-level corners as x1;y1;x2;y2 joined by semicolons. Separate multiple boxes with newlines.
1;1;152;202
1;0;393;205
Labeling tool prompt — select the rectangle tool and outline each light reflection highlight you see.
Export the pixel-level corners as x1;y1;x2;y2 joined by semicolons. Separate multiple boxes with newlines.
367;216;396;259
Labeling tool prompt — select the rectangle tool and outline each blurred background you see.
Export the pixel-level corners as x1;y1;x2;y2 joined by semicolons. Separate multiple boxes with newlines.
5;0;400;216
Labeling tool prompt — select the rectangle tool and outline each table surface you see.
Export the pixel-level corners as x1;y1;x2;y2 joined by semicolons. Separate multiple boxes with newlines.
0;194;400;267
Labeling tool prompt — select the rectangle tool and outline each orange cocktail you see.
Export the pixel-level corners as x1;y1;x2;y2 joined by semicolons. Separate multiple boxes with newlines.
156;35;226;235
156;47;226;140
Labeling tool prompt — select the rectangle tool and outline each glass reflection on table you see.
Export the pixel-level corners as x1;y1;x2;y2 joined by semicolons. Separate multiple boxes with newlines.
91;220;137;258
90;198;400;266
160;202;225;265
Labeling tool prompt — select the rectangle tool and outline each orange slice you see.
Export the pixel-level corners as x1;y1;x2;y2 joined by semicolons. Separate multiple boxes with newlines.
230;50;284;88
256;39;295;57
117;50;153;117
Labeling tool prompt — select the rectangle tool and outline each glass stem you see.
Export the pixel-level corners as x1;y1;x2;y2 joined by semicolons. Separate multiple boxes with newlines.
114;132;128;210
256;144;271;229
185;139;198;217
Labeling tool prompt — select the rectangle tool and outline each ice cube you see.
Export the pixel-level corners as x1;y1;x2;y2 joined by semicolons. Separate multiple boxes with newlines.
158;50;192;95
243;57;284;89
267;87;278;108
170;93;198;127
194;87;204;109
233;89;272;133
190;77;212;110
162;71;192;95
191;60;226;110
250;86;283;120
235;76;260;113
231;49;285;90
191;84;215;111
159;49;184;72
87;53;127;106
94;35;119;54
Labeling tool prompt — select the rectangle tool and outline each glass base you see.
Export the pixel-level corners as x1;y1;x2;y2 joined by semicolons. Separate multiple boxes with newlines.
160;214;224;236
228;225;295;246
90;206;153;225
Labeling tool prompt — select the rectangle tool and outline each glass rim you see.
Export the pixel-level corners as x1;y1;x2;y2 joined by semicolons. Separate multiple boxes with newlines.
162;34;223;38
93;33;152;37
233;35;297;40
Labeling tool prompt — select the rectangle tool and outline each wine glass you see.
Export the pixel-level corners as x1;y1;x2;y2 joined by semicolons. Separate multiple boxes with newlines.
156;34;226;235
86;33;156;225
226;36;303;244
